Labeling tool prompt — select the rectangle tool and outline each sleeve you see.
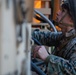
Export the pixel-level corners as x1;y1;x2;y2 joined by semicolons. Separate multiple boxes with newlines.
32;30;64;46
44;54;76;75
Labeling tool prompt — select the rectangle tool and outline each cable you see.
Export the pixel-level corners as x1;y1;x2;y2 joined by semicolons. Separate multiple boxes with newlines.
34;9;57;33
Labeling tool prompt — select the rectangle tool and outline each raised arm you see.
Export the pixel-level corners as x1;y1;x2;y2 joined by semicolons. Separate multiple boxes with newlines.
32;30;64;46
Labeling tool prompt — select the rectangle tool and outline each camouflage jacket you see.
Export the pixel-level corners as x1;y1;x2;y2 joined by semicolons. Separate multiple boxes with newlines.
32;29;76;75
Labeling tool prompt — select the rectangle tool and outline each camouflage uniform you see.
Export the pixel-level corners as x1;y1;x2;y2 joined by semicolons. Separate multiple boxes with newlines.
32;29;76;75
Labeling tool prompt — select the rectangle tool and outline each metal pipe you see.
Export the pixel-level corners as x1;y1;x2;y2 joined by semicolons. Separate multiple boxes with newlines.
21;0;34;75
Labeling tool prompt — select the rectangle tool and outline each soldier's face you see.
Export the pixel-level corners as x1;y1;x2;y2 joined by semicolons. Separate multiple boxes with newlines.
56;8;73;33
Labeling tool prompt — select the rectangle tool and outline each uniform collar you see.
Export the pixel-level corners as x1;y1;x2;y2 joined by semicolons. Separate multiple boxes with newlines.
65;29;76;37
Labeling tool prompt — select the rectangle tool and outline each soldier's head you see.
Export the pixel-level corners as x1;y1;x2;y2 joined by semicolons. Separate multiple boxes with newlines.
56;0;74;33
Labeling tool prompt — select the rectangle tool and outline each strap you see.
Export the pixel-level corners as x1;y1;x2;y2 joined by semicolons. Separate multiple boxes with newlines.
58;12;68;24
55;21;73;27
54;12;73;27
59;22;73;27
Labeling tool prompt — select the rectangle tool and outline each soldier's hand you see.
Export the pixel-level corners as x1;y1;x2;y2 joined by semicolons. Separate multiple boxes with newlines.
34;46;49;60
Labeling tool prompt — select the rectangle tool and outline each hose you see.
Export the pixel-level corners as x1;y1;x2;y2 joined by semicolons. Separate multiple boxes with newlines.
34;9;57;33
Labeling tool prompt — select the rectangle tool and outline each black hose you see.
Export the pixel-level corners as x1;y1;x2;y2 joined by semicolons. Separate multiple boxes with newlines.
34;9;57;33
31;62;46;75
34;14;46;22
32;37;42;45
